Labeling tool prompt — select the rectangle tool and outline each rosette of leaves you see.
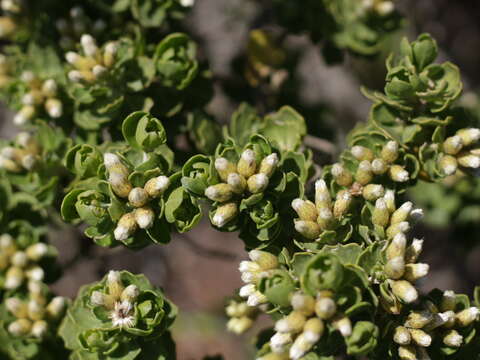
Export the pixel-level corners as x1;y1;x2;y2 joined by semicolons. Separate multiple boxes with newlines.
66;35;156;132
271;0;402;59
0;283;69;359
363;34;463;154
59;270;177;360
61;111;201;248
181;133;308;247
255;251;379;359
0;126;70;206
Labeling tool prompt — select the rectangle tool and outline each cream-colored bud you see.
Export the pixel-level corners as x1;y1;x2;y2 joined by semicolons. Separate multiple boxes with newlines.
5;266;24;289
438;154;458;176
227;316;253;334
404;263;429;282
227;173;247;194
107;270;124;299
362;184;385;201
239;284;256;298
46;297;66;319
103;42;118;67
28;300;45;321
275;311;306;334
386;233;407;260
440;290;456;312
331;163;353;187
384;256;405;280
405;311;433;329
443;329;463;347
240;270;259;284
249;250;278;270
205;183;234;202
457;128;480;146
92;64;107;78
214;157;236;181
247;173;269;193
22;90;43;106
315;179;331;208
108;167;132;198
41;79;57;96
294;220;321;240
292;198;318;222
134;207;155;229
291;292;315;316
333;190;352;218
443;136;463;155
80;34;98;57
386;221;410;239
31;320;48;338
332;316;352;337
372;158;388;175
457;153;480;168
11;251;28;267
356;160;373;185
212;202;238;227
315;296;337;320
391;280;418;303
45;98;62;118
8;318;32;336
290;334;314;360
404;238;423;264
351;145;374;161
384;189;396;213
103;153;121;168
114;213;137;241
423;311;454;331
409;328;432;347
398;345;418;360
381;141;399;163
259;153;279;177
21;154;36;170
410;208;424;223
270;332;292;353
121;284;140;303
144;175;169;198
393;326;411;345
317;207;334;230
26;243;49;261
376;1;395;15
128;187;149;207
26;265;45;283
13;105;35;126
0;155;22;172
390;202;413;224
90;291;105;306
303;317;324;343
247;291;268;307
237;149;257;178
239;260;261;273
6;298;28;318
389;165;409;182
456;307;479;327
372;198;390;227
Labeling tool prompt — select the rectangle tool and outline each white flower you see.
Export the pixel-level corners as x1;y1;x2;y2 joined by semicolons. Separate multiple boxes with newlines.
110;301;135;328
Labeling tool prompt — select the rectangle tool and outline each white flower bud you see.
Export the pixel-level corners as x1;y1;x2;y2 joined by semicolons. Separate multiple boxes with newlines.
26;266;45;281
46;296;67;319
239;284;256;298
128;187;149;208
121;284;140;303
134;207;155;229
8;319;32;336
80;34;98;57
31;320;48;338
270;332;292;353
247;291;267;307
144;175;170;197
11;251;28;267
65;51;80;65
68;70;83;82
247;173;269;193
45;98;63;118
26;243;49;261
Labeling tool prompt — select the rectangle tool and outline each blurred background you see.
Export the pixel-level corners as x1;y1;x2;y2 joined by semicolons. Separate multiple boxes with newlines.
2;0;480;358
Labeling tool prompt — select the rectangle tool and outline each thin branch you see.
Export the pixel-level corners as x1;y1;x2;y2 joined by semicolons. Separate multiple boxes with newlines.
304;134;336;155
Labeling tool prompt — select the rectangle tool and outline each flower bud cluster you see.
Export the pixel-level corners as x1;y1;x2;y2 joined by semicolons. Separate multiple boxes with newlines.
13;72;63;125
89;270;140;328
56;6;106;50
104;153;170;242
438;128;480;176
0;132;41;173
238;250;279;307
337;141;409;189
383;233;427;307
66;34;118;84
225;299;258;334
5;292;67;339
393;291;480;359
263;290;351;360
0;1;19;39
0;233;55;290
207;149;279;228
